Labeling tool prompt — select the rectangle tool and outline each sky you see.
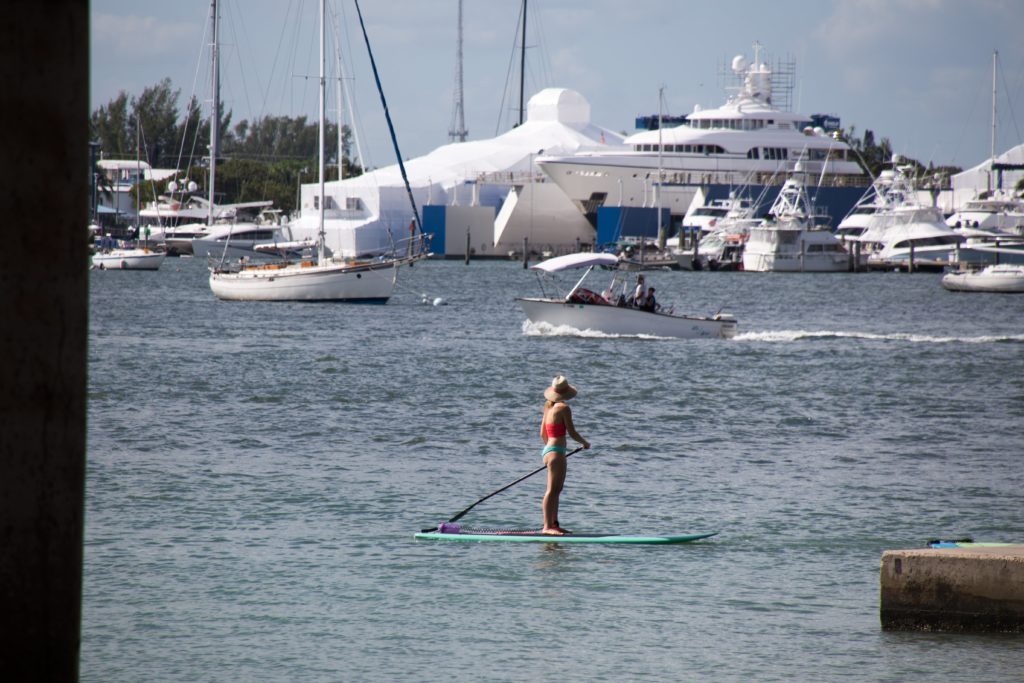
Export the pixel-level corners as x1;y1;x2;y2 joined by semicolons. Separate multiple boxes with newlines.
91;0;1024;173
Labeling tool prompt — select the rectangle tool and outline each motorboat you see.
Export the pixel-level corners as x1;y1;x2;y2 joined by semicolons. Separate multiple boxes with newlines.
742;173;849;272
537;43;868;229
947;194;1024;237
191;209;294;260
941;263;1024;293
835;168;905;242
138;194;212;255
516;252;737;339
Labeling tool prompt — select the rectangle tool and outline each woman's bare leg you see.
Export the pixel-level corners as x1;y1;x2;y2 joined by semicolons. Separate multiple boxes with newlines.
542;452;566;533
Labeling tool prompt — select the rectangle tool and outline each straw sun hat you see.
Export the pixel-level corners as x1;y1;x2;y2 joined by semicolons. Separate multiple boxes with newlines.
544;375;578;402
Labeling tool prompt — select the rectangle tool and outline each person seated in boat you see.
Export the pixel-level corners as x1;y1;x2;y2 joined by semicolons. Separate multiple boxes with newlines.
540;375;590;536
640;286;659;312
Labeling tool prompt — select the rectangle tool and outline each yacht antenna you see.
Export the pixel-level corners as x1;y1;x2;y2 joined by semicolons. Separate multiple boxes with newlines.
449;0;468;142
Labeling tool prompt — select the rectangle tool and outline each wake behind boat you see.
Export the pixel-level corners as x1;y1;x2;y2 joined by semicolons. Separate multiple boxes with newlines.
517;252;737;339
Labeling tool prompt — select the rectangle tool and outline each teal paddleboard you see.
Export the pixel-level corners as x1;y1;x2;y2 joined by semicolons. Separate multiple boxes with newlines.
414;529;717;544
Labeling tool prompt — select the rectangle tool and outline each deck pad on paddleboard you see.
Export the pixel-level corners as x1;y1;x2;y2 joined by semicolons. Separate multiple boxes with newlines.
414;529;717;544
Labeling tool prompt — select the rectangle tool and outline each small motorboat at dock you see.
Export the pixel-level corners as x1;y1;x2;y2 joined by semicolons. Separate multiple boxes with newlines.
941;263;1024;293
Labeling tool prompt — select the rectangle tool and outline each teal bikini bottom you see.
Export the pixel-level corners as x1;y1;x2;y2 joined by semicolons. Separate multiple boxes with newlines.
541;445;567;458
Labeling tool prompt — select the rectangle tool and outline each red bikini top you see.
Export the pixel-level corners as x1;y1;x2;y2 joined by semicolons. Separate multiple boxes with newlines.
544;422;567;438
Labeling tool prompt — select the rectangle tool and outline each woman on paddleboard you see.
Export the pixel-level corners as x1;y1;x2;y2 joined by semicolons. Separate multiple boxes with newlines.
540;375;590;535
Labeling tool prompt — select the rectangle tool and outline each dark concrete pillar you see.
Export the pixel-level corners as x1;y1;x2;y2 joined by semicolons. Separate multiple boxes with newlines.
0;1;89;680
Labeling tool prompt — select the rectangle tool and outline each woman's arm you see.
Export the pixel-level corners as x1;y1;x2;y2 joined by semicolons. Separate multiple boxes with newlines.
561;405;590;449
540;402;549;443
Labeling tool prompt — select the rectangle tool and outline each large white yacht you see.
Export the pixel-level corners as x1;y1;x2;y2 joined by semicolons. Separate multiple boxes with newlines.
536;44;868;230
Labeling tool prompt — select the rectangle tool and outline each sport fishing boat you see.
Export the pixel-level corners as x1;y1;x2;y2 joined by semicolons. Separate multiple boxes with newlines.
941;263;1024;293
516;252;737;339
741;172;848;272
536;43;868;230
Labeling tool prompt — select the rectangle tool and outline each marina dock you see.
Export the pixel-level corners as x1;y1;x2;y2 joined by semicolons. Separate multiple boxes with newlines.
880;544;1024;632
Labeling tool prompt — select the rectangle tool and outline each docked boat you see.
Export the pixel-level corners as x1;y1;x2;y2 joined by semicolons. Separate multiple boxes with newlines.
537;43;868;230
191;208;294;260
947;194;1024;237
91;241;166;270
517;252;737;339
741;173;848;272
835;167;905;242
941;263;1024;293
209;0;426;302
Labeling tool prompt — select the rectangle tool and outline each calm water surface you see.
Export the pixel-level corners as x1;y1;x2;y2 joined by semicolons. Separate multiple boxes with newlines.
84;257;1024;681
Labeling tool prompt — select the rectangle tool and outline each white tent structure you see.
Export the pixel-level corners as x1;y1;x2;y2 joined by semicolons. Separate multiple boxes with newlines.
950;143;1024;208
291;88;623;258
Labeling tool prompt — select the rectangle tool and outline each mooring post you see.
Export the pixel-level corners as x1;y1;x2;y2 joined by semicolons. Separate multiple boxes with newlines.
523;237;529;268
464;228;470;265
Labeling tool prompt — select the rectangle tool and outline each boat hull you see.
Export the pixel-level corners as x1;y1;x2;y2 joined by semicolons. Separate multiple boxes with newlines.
518;297;736;339
92;249;166;270
209;260;397;302
941;266;1024;293
742;251;849;272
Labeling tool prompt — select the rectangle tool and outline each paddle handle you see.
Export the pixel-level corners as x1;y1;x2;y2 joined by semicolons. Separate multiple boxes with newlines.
421;446;585;532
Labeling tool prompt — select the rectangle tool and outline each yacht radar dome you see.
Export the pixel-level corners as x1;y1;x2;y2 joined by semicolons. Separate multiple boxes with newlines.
731;55;748;74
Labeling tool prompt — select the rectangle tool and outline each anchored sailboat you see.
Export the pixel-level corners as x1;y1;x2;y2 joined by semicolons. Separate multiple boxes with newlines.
208;0;426;302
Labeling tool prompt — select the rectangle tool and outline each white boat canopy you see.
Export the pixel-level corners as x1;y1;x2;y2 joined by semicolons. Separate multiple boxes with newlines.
530;252;619;273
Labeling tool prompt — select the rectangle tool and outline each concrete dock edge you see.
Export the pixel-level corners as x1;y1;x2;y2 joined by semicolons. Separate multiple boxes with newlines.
880;545;1024;632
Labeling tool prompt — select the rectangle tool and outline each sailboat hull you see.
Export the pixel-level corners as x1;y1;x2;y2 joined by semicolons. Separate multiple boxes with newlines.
209;260;397;302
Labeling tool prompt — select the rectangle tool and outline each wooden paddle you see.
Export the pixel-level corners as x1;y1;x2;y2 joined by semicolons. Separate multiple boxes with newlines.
421;446;585;533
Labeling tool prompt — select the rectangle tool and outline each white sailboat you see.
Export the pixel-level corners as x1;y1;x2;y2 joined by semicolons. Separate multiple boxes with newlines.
91;240;166;270
92;112;166;271
209;0;425;302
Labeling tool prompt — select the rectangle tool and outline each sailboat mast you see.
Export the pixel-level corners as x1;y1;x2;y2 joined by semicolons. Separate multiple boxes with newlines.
656;86;664;250
991;50;998;163
333;4;344;181
449;0;467;142
518;0;527;126
209;0;220;227
318;0;327;263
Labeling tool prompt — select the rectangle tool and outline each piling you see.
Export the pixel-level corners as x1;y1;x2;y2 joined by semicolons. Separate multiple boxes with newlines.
464;229;470;265
880;545;1024;632
523;237;529;268
908;243;915;273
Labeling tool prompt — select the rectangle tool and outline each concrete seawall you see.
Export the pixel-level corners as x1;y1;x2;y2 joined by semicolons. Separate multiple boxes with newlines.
880;545;1024;632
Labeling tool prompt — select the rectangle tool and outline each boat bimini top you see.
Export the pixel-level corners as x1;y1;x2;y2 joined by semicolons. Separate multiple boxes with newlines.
529;252;619;273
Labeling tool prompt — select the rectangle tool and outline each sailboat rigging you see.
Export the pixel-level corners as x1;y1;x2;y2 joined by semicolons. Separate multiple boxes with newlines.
208;0;427;302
